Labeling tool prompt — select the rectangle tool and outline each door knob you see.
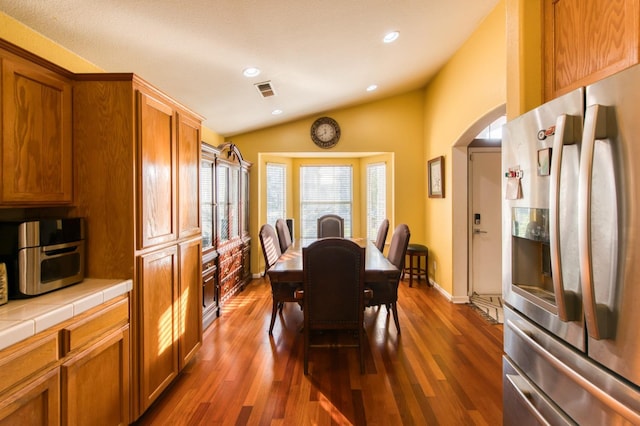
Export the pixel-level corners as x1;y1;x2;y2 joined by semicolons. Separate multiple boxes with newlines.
473;229;488;234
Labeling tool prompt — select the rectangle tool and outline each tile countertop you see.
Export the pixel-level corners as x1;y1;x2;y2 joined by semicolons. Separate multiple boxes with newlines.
0;278;133;351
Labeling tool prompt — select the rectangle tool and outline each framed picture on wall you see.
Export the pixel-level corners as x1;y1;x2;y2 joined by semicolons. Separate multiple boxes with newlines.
428;156;444;198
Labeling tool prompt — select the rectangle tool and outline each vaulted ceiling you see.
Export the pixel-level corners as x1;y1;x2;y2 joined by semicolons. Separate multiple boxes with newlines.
0;0;499;136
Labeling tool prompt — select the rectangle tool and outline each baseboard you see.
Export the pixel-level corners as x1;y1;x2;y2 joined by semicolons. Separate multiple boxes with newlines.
428;278;469;304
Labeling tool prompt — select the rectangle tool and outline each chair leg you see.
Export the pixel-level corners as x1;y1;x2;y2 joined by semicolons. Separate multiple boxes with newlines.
278;301;284;313
268;300;278;335
391;302;401;334
359;327;365;374
304;329;309;375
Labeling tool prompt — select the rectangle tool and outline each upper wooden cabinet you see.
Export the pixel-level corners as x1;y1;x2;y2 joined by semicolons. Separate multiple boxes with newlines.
177;113;202;239
0;54;73;205
544;0;640;100
137;91;177;249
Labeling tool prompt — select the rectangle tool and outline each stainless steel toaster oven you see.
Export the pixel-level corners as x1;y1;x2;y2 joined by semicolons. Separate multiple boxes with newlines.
0;218;85;297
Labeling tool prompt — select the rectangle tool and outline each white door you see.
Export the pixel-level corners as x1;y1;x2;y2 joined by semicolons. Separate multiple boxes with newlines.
469;150;502;295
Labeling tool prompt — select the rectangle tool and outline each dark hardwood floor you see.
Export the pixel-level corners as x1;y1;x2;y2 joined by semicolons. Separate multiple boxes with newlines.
136;276;504;425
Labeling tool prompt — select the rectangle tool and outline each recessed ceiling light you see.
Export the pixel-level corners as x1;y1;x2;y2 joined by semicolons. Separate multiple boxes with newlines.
272;109;283;115
243;67;261;77
383;31;399;43
366;84;378;92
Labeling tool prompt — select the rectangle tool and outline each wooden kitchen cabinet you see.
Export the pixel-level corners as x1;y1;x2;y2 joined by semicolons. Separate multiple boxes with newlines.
60;296;130;425
0;294;130;426
0;368;60;426
178;237;203;368
137;245;179;413
0;331;60;425
136;239;202;411
72;74;204;420
61;326;129;426
178;113;202;240
137;91;177;249
543;0;640;100
0;44;73;205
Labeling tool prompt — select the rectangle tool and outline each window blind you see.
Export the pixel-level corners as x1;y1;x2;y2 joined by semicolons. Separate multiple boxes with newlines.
366;162;387;241
266;163;286;226
300;165;352;238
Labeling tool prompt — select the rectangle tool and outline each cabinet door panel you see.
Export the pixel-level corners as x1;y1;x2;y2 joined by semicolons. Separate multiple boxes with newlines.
137;91;176;249
545;0;639;99
61;326;130;426
1;58;72;204
178;238;202;368
138;246;179;412
178;113;201;239
0;368;60;426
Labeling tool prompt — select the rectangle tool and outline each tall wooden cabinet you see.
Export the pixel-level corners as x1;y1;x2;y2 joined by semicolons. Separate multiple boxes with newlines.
543;0;640;100
201;143;251;329
72;74;203;420
0;41;73;205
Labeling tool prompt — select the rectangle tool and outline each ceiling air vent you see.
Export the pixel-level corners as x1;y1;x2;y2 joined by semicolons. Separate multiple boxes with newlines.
255;81;276;98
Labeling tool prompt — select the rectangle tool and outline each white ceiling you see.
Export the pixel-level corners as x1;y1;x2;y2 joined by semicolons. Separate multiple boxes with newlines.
0;0;499;137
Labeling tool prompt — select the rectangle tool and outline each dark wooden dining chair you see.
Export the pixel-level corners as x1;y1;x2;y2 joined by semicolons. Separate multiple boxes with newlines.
365;224;410;333
297;238;367;374
374;218;389;252
317;214;344;238
275;218;292;253
259;224;300;334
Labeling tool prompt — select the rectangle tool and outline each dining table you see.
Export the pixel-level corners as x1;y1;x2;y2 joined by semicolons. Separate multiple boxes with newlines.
266;237;400;284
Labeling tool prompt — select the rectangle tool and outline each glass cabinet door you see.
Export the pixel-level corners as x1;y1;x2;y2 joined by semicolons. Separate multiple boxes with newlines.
200;159;214;250
229;167;239;239
217;164;229;243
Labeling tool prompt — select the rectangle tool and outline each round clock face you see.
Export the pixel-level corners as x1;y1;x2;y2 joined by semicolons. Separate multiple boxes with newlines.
311;117;341;148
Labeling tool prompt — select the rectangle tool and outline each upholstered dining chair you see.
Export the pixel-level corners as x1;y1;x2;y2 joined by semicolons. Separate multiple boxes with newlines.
317;214;344;238
374;219;389;252
275;218;292;254
259;224;300;335
365;224;410;333
297;238;367;374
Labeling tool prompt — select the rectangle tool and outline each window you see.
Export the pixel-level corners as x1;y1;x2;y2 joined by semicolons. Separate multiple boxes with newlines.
300;165;352;238
476;115;506;139
366;162;386;241
266;163;286;226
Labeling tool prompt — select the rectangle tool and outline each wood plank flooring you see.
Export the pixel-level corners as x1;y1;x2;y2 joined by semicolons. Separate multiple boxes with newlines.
135;277;504;425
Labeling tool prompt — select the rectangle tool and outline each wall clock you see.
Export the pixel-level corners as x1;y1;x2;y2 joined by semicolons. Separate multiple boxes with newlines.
310;116;341;148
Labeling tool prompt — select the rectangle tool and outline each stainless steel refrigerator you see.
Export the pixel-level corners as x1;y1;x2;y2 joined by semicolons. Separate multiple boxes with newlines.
502;63;640;424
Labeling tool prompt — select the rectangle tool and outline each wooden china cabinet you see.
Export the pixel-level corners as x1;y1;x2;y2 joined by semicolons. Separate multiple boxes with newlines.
200;142;251;329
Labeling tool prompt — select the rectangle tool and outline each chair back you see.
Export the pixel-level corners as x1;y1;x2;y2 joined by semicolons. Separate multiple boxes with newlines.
302;238;365;329
317;214;344;238
275;218;292;253
374;219;389;252
387;224;411;272
259;224;282;272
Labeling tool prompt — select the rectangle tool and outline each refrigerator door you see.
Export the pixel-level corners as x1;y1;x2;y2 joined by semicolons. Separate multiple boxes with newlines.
504;307;640;425
502;88;585;351
583;63;640;387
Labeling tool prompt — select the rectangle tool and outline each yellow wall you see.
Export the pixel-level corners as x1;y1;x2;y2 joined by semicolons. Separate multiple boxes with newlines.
422;1;506;295
230;91;424;273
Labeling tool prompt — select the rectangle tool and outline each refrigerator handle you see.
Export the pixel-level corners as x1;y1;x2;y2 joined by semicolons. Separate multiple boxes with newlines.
579;104;609;340
549;114;578;321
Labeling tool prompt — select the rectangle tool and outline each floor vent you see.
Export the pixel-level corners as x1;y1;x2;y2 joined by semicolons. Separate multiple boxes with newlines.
255;81;275;98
